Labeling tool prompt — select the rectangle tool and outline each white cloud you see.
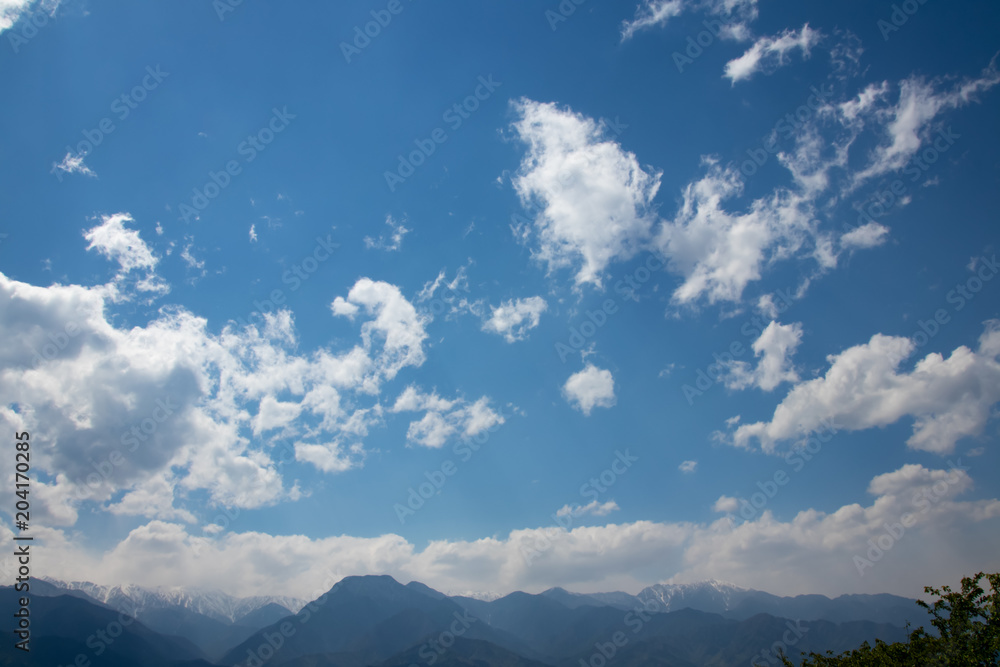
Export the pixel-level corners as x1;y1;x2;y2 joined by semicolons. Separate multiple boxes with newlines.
650;62;997;306
620;0;685;40
0;273;282;516
556;500;620;518
83;213;169;299
776;127;852;198
851;62;1000;188
503;64;996;308
249;224;258;243
0;0;58;33
180;242;205;272
0;264;462;527
511;99;661;288
840;222;890;250
713;495;739;513
391;386;505;448
733;321;1000;454
52;151;96;178
563;364;616;415
482;296;547;343
22;463;1000;599
364;214;410;252
724;25;822;84
679;460;698;474
107;473;197;523
654;162;815;305
295;441;365;474
415;265;482;319
331;278;428;388
723;321;803;391
838;82;890;125
391;385;457;414
621;0;758;42
251;395;303;435
84;213;157;273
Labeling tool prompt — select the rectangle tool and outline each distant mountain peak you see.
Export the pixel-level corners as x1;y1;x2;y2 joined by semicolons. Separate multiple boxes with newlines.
655;578;749;591
637;579;757;614
405;580;447;599
448;589;504;601
38;576;305;623
330;573;405;595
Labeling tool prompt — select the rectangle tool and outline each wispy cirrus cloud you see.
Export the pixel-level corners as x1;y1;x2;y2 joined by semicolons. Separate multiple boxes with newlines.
621;0;758;42
724;25;822;84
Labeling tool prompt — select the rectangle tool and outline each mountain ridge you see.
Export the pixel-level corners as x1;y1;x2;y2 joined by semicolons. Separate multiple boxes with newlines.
38;575;920;626
40;575;305;622
14;576;920;667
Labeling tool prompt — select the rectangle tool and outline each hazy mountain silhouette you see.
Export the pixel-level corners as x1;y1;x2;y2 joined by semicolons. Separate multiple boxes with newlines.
22;575;917;667
539;580;920;626
0;587;211;666
35;578;296;660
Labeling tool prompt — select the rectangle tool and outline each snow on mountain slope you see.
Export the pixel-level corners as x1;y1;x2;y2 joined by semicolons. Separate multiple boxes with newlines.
40;577;305;623
637;579;753;613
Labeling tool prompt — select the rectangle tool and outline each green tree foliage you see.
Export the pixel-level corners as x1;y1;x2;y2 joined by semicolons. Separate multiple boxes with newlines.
761;572;1000;666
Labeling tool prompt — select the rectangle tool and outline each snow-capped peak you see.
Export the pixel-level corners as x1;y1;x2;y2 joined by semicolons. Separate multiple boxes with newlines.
39;577;306;623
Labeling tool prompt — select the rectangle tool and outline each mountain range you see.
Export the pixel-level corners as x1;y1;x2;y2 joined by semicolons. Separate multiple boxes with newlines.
1;576;924;666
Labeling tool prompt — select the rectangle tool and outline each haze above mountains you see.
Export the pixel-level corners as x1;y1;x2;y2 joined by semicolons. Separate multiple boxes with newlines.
1;575;924;666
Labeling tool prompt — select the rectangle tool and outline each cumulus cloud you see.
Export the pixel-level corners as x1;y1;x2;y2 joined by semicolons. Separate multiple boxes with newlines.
0;261;486;528
331;278;428;388
482;296;547;342
19;463;1000;599
724;25;822;84
732;321;1000;454
0;273;278;518
506;65;997;306
713;495;739;513
84;213;158;273
0;0;59;33
723;321;803;391
563;364;616;415
390;386;506;449
83;213;169;299
654;162;815;305
840;222;890;250
295;441;366;475
251;395;303;435
679;460;698;474
364;214;410;252
511;99;661;288
107;473;197;523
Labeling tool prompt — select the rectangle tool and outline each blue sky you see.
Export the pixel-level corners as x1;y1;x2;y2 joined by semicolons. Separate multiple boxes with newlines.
1;0;999;600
